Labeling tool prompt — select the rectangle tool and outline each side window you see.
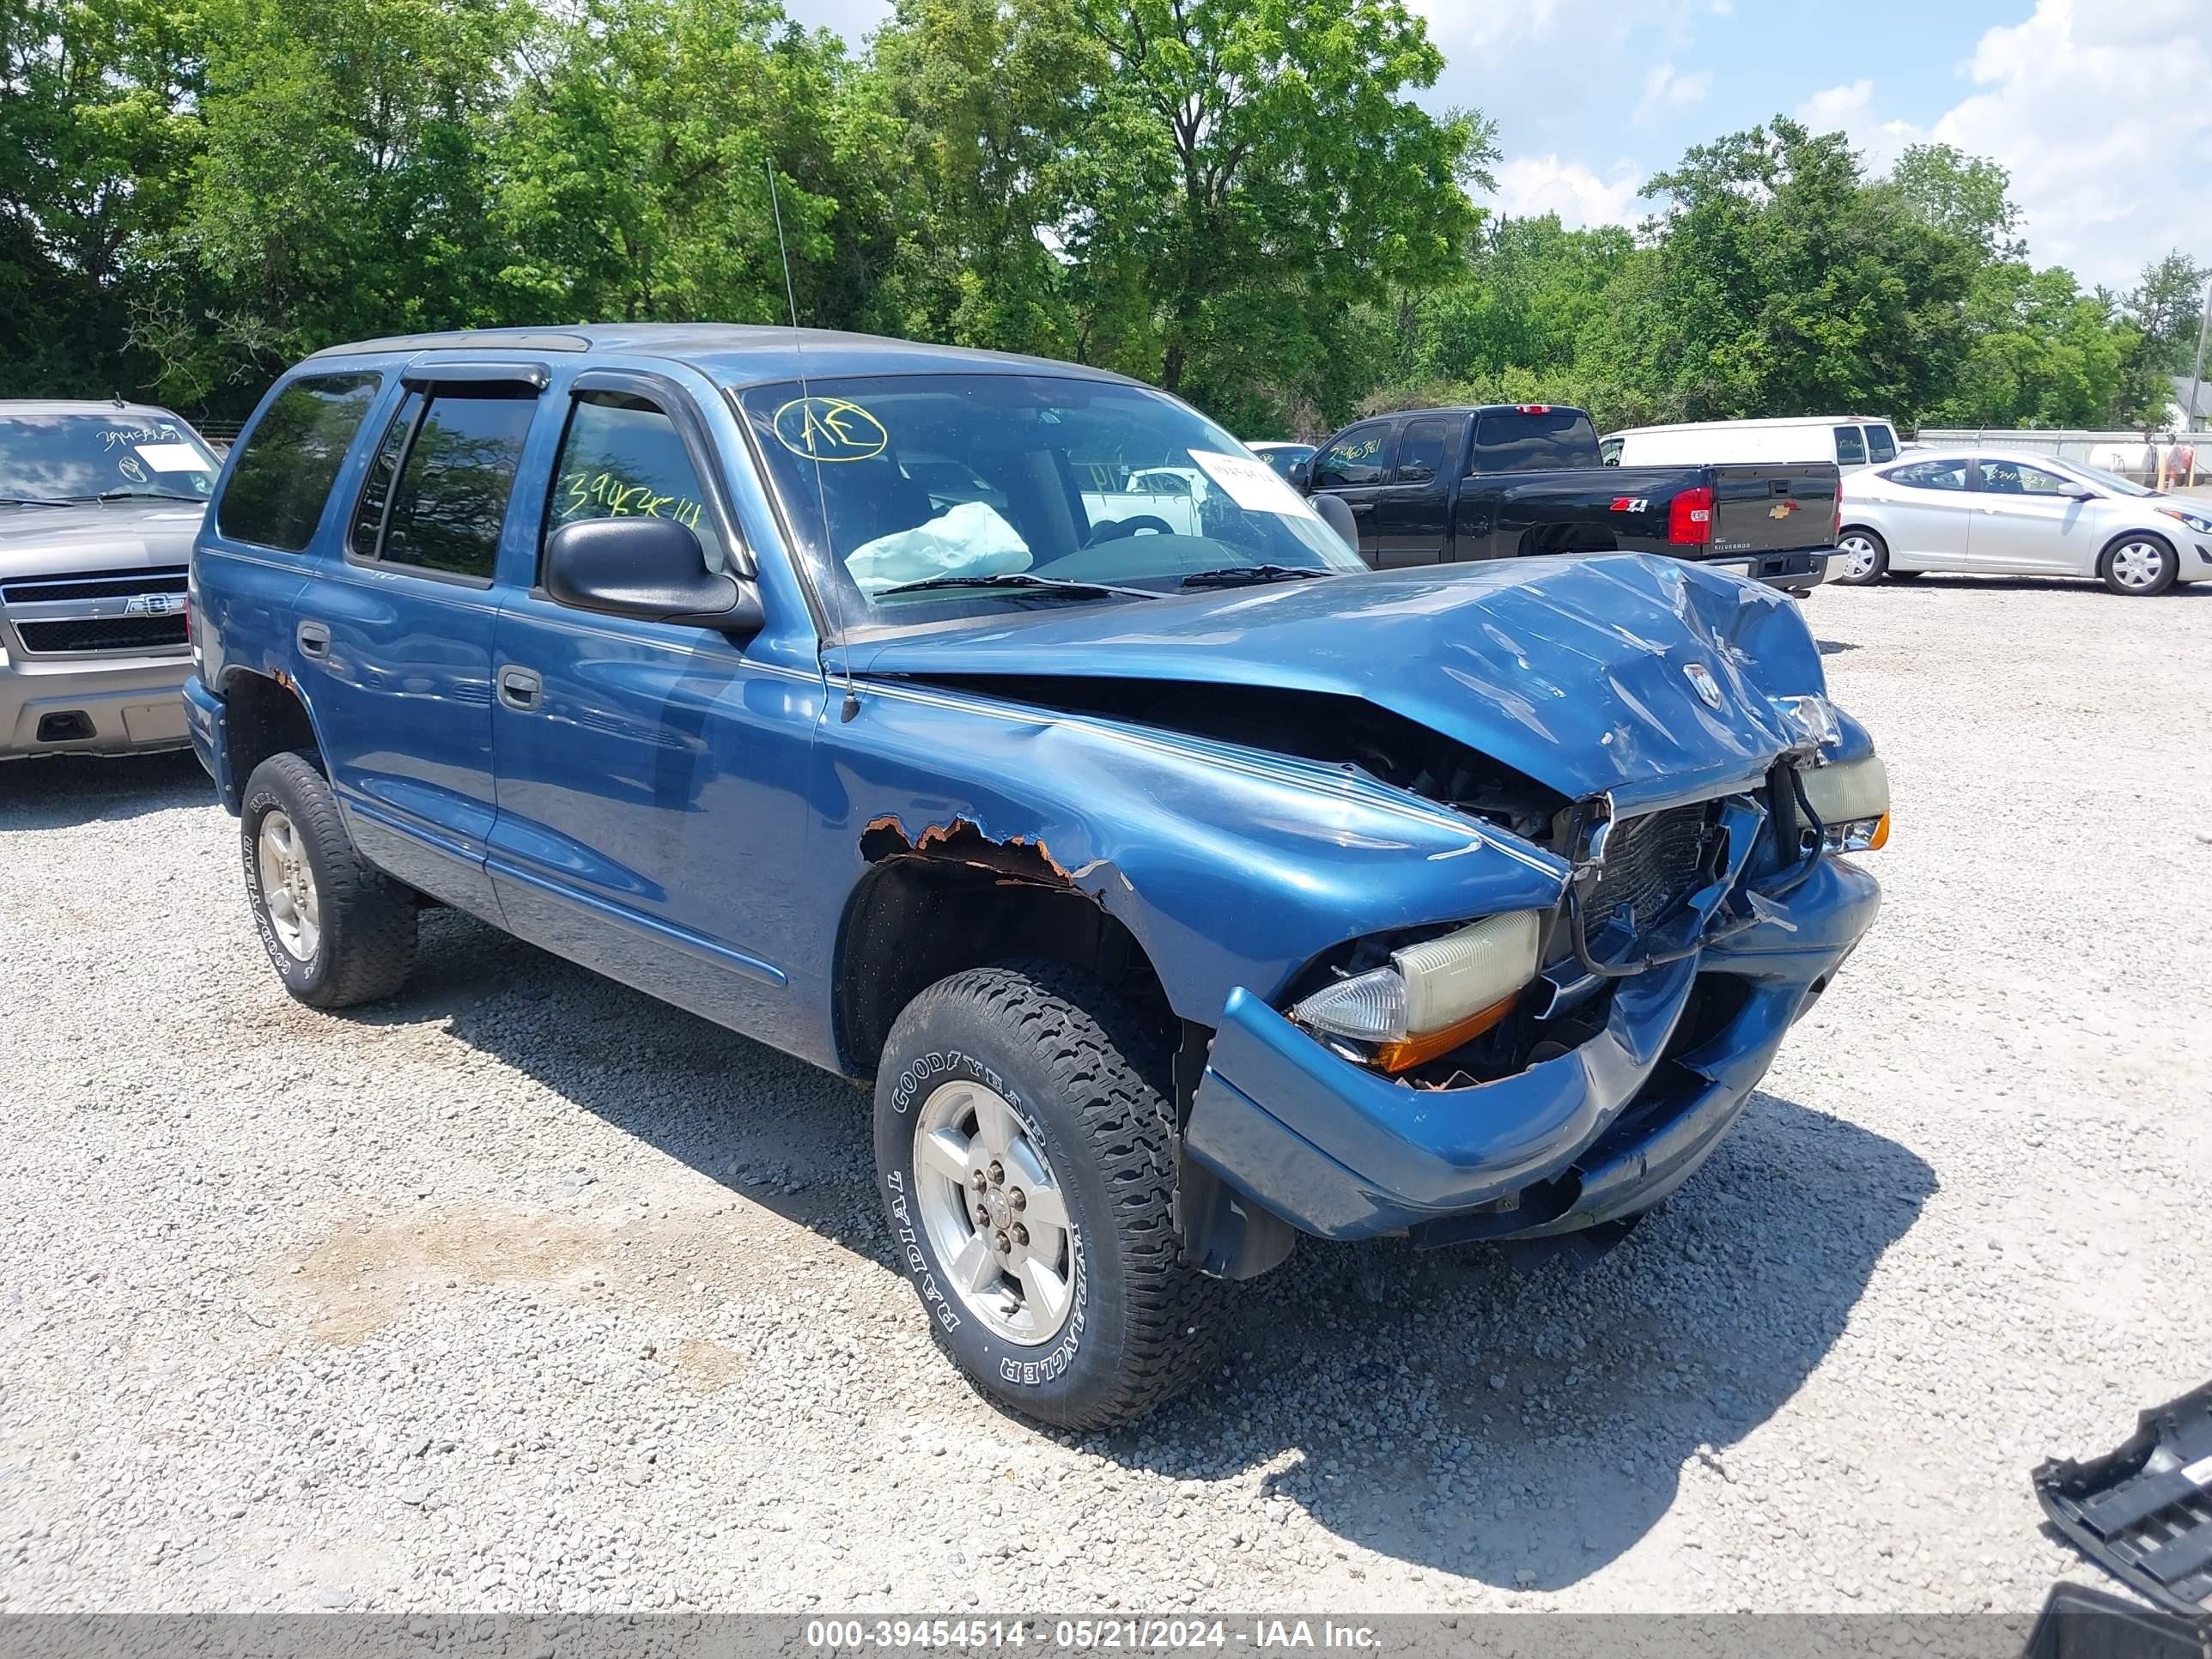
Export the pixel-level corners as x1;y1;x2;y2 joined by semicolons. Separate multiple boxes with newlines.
1885;459;1968;492
351;390;536;581
350;390;422;558
1865;424;1898;464
1393;418;1454;485
1832;425;1869;465
216;373;381;551
1978;459;2072;496
546;392;727;573
1312;422;1395;489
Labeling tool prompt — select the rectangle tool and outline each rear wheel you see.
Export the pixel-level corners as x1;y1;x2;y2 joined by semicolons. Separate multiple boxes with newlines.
1833;528;1888;586
2100;533;2177;597
240;752;418;1007
873;960;1224;1429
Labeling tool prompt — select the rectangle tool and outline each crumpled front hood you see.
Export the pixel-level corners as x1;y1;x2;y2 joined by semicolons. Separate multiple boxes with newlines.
856;555;1830;810
0;501;206;580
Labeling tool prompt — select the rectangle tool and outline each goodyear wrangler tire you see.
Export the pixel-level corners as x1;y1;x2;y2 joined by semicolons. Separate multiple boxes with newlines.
873;960;1224;1429
240;751;417;1009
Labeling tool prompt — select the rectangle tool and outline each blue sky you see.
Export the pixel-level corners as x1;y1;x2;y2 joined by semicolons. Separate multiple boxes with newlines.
779;0;2212;294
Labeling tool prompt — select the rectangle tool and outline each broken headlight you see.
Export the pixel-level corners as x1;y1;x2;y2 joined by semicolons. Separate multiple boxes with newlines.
1290;910;1543;1073
1798;751;1890;853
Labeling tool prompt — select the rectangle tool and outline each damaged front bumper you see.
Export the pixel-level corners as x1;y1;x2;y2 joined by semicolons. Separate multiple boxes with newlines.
1183;850;1880;1255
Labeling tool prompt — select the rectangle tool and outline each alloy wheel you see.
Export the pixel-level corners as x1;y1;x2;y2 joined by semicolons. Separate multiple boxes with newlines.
256;810;321;962
911;1079;1075;1346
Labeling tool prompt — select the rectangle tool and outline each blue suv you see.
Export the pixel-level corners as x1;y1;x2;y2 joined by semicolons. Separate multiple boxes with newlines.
183;325;1887;1427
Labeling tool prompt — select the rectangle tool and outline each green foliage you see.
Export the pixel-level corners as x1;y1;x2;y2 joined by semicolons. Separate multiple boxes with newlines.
0;6;2185;444
2125;250;2210;376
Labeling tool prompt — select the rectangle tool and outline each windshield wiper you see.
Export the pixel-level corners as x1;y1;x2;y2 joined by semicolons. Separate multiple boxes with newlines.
96;489;204;503
0;495;78;508
874;572;1163;601
1178;563;1334;589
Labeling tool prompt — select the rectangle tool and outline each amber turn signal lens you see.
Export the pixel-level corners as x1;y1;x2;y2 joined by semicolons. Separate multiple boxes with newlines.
1869;811;1891;850
1375;994;1520;1075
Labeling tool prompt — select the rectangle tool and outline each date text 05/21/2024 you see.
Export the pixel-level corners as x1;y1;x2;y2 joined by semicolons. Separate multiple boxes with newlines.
802;1620;1383;1651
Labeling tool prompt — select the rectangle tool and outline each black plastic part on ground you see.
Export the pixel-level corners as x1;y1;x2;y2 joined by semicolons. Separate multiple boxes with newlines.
2033;1382;2212;1624
2020;1583;2205;1659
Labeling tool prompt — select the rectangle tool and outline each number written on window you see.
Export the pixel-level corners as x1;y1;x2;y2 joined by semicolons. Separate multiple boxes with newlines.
546;392;726;573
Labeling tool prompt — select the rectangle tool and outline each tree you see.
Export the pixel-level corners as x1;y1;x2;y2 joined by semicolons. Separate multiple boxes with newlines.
2125;251;2209;375
0;0;207;396
857;0;1099;356
1890;143;2023;259
1060;0;1491;419
1929;262;2142;428
1602;117;1976;422
490;0;884;331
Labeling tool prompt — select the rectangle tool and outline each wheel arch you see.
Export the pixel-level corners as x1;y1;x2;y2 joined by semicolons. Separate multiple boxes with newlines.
219;667;323;790
2100;526;2179;594
831;852;1174;1080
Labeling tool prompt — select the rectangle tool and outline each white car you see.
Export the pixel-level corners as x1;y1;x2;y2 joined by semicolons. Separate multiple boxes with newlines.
1835;447;2212;597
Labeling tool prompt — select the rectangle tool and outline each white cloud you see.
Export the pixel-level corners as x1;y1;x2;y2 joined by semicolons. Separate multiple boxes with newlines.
1490;156;1648;229
1801;2;2212;289
1634;63;1713;125
1931;0;2212;288
1795;79;1926;173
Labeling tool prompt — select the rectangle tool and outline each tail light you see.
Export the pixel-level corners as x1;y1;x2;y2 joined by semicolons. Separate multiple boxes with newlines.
1515;404;1552;415
1832;495;1842;544
1668;485;1714;546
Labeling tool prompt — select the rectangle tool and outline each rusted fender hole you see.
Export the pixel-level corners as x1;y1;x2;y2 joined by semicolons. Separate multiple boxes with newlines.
860;815;1073;884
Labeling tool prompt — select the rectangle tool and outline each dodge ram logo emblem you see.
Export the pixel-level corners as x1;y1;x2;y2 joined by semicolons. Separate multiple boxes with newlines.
1684;662;1725;710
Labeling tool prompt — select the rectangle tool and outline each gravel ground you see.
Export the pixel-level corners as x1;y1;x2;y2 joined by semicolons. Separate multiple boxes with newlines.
3;574;2208;1615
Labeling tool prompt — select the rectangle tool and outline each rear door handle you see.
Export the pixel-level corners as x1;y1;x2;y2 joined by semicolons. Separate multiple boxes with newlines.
295;620;331;659
496;665;544;713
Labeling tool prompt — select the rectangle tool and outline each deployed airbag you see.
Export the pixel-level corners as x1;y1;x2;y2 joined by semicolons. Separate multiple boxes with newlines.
847;501;1030;595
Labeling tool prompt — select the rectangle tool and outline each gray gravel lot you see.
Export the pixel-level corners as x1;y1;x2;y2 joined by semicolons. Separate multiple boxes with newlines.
2;574;2208;1614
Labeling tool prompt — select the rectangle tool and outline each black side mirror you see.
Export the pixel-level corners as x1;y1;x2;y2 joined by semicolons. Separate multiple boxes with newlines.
1310;491;1362;556
544;518;763;633
1289;458;1313;493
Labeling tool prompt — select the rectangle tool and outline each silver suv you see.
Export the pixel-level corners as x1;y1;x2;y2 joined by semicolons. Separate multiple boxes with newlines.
0;401;218;761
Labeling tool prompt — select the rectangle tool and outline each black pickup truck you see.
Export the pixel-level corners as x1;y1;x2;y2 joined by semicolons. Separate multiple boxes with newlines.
1299;404;1838;594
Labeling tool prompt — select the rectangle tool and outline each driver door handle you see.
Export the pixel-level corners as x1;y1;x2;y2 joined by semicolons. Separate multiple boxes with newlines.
295;620;331;659
496;665;543;713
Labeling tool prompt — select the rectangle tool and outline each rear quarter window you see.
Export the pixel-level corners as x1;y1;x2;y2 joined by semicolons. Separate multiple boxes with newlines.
216;373;383;551
1469;409;1598;472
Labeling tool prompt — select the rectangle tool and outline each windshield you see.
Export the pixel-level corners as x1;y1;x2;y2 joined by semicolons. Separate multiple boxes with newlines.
2057;459;2157;497
0;410;221;503
735;374;1363;632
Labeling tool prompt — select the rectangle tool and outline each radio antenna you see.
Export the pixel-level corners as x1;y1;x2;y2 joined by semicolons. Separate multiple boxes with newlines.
767;157;860;723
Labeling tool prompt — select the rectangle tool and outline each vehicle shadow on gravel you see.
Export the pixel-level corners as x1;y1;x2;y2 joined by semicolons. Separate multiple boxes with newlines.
0;750;211;830
1105;1093;1938;1591
354;908;1936;1595
356;908;880;1221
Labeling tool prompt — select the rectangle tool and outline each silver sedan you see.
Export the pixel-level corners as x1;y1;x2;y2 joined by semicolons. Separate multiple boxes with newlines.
1835;447;2212;596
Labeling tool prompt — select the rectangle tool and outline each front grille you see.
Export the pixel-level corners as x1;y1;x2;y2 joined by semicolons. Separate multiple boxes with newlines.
1584;804;1715;939
13;616;187;654
0;566;187;605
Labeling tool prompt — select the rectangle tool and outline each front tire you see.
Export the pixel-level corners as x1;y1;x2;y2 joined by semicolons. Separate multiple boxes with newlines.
240;752;418;1008
873;961;1224;1430
2100;532;2178;596
1833;527;1888;586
